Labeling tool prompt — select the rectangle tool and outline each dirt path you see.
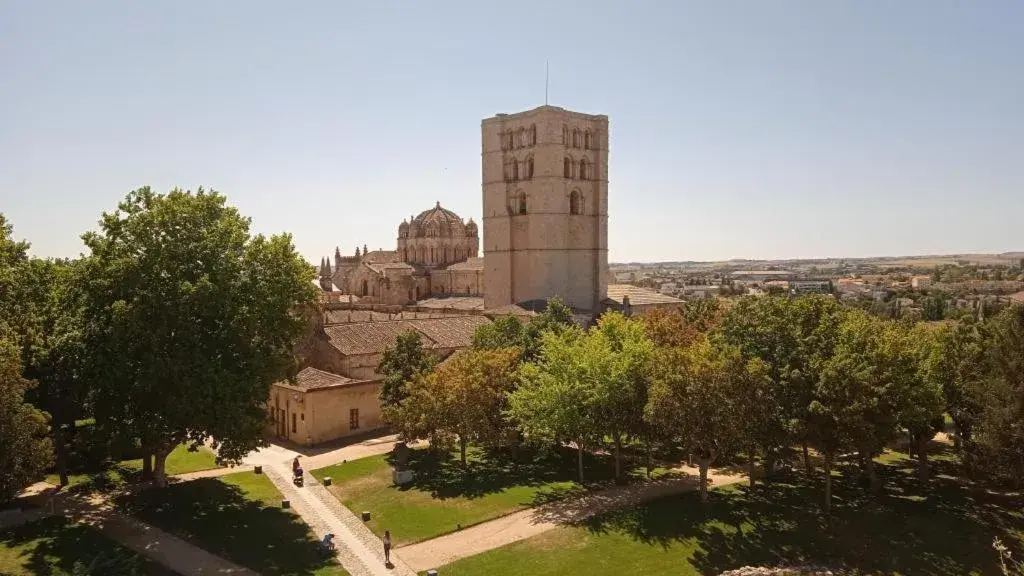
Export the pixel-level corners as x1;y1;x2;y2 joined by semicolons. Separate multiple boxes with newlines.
396;465;746;572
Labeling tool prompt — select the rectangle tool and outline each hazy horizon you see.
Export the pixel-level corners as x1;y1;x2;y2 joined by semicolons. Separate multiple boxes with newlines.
2;1;1022;264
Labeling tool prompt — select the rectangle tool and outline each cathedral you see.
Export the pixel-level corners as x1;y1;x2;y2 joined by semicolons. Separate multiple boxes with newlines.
318;201;482;305
284;105;682;447
317;104;610;315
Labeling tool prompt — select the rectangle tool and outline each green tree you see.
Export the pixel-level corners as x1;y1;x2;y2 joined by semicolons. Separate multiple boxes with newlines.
646;338;761;502
17;258;90;486
508;327;601;483
388;348;519;465
592;312;655;481
472;315;529;354
818;312;910;494
923;292;947;321
788;295;845;473
721;296;800;480
0;335;53;502
378;330;437;409
899;323;947;481
80;187;316;486
975;304;1024;486
927;318;987;468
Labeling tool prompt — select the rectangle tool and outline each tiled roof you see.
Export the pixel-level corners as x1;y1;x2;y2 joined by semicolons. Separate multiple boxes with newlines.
606;284;684;306
279;367;363;390
415;296;485;311
407;316;491;349
325;321;425;355
446;257;484;271
366;262;415;275
484;304;537;318
323;315;491;355
362;250;402;264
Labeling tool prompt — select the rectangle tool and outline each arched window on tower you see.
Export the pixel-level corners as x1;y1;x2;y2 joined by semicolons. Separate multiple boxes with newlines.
527;157;534;179
579;158;588;180
564;157;571;178
512;158;519;182
518;191;527;215
503;161;509;182
517;127;525;147
572;129;579;148
506;130;514;150
570;190;582;215
562;125;569;146
530;124;537;145
585;130;592;150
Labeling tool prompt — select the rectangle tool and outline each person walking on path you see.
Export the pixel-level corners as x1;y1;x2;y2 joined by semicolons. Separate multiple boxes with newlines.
383;530;392;566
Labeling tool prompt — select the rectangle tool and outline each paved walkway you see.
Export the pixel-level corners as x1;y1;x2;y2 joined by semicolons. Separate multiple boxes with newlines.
65;493;257;575
261;460;416;576
2;486;255;575
396;465;746;572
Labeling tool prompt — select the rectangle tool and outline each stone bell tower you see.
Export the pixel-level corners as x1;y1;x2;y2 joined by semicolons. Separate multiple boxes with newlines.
481;105;609;313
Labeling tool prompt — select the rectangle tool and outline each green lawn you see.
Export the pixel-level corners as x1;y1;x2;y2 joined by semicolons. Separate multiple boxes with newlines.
439;446;1024;576
115;471;347;575
0;516;174;575
45;444;221;492
311;446;623;546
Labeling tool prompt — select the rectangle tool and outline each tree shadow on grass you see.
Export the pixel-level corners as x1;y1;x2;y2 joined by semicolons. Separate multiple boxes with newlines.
389;445;624;501
113;478;338;576
576;451;1023;576
0;515;171;575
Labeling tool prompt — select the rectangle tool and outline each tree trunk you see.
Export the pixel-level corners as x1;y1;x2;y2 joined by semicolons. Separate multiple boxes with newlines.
459;436;467;466
802;443;811;474
823;454;833;518
613;434;622;482
697;459;712;503
576;443;585;484
747;447;756;489
764;450;776;484
142;451;153;479
645;435;653;479
153;446;169;488
916;436;929;481
52;421;70;487
864;453;879;493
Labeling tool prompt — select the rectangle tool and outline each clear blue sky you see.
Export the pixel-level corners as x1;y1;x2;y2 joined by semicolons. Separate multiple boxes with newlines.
2;1;1022;264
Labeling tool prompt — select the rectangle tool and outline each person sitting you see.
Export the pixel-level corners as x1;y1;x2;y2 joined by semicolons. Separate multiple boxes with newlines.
320;533;336;552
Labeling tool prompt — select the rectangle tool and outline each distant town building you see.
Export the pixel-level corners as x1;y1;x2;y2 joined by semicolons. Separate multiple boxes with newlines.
911;275;933;289
603;284;685;316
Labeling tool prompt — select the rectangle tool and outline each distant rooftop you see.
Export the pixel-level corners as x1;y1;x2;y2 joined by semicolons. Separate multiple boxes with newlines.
416;296;485;311
605;284;684;306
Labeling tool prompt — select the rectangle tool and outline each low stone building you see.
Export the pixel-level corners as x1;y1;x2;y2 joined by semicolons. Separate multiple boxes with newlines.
268;310;491;446
268;367;382;447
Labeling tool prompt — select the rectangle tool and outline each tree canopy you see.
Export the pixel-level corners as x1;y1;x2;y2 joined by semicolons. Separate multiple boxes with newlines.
79;187;317;485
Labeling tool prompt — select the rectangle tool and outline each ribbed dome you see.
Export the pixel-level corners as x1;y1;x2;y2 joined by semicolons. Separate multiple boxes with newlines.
410;202;466;238
465;218;478;237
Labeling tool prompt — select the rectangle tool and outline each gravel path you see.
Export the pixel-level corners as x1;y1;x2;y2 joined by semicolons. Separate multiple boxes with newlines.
396;465;746;572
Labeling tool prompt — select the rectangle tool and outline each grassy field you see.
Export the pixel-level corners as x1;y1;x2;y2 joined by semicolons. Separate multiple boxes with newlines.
311;446;622;546
439;446;1024;576
0;516;174;575
45;444;220;491
115;471;347;575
